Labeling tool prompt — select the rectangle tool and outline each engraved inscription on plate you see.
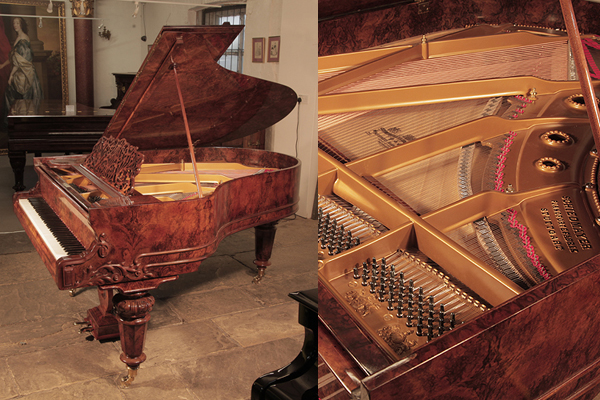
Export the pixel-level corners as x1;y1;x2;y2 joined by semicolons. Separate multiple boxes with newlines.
541;195;593;253
366;127;415;149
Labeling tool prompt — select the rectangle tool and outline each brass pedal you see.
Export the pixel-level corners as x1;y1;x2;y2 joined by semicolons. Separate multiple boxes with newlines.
74;321;93;334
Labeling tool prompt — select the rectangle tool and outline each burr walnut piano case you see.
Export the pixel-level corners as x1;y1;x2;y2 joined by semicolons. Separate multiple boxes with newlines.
13;25;300;385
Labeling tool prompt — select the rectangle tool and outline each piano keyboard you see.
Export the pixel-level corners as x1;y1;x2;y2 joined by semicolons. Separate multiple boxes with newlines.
19;198;86;259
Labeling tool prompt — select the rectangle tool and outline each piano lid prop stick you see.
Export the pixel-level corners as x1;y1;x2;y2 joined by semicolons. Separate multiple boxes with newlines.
559;0;600;152
171;57;203;198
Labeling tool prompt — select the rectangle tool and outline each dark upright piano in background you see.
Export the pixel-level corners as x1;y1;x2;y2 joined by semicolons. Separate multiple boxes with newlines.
101;72;136;109
7;101;114;191
13;25;300;387
317;1;600;399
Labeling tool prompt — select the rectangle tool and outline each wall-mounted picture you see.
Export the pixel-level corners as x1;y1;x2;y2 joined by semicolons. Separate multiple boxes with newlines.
0;0;67;134
252;37;264;63
267;36;280;62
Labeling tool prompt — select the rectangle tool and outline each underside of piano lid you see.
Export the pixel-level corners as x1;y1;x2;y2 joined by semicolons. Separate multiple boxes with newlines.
105;25;298;150
317;24;600;393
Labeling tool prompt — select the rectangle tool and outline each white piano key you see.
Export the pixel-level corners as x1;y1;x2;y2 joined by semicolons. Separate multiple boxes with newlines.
19;198;68;260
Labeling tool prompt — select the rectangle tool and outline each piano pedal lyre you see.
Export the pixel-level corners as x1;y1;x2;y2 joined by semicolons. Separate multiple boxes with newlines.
74;320;94;335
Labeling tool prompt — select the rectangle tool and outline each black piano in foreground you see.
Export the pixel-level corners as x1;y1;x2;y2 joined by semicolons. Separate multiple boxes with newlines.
252;288;318;400
8;101;114;191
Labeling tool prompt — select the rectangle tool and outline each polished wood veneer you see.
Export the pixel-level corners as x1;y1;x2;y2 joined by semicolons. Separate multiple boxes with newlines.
319;0;600;56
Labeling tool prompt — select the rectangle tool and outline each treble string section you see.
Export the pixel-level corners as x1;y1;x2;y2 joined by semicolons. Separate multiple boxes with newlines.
171;55;203;198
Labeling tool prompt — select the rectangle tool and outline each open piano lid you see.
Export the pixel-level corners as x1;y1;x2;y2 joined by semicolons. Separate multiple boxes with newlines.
103;25;298;150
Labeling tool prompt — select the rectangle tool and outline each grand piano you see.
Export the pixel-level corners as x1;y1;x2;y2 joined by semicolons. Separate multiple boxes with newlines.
13;25;300;386
318;1;600;399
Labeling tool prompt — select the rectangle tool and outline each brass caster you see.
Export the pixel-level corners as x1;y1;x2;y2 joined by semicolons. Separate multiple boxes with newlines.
69;289;77;297
252;268;265;284
118;366;138;388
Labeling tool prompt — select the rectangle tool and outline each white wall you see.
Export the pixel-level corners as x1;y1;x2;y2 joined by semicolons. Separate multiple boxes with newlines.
64;0;317;218
64;1;192;107
243;0;318;219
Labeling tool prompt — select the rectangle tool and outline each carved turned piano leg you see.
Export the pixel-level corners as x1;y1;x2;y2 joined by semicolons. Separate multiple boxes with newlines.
253;221;278;283
112;291;155;387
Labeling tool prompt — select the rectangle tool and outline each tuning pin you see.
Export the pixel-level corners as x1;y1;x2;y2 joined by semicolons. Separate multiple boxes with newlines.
353;264;360;279
396;298;404;318
344;238;351;250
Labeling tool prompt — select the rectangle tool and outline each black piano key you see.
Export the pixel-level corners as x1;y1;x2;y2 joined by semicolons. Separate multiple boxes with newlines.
28;197;86;256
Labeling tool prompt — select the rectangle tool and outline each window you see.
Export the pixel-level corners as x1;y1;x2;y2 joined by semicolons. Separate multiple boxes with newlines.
201;6;246;73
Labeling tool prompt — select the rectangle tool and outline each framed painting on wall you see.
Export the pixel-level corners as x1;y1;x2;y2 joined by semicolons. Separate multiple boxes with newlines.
0;0;68;129
267;36;280;62
252;37;264;63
